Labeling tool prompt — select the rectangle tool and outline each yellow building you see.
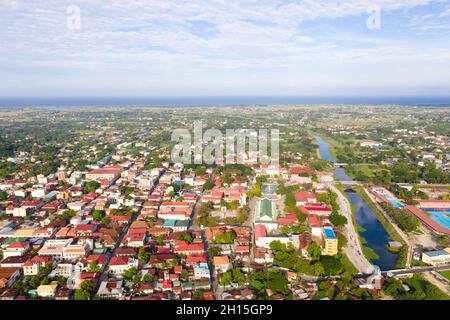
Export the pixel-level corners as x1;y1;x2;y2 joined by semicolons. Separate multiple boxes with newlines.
322;228;338;256
14;228;36;238
37;281;58;297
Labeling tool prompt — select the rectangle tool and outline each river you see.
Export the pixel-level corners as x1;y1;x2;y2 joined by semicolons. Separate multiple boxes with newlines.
315;136;398;270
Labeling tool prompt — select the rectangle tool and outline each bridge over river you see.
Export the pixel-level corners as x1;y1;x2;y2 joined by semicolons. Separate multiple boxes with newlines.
380;265;450;277
332;162;349;167
308;264;450;283
331;180;362;186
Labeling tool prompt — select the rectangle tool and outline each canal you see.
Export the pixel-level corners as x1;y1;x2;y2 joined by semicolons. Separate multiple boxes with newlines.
315;136;398;270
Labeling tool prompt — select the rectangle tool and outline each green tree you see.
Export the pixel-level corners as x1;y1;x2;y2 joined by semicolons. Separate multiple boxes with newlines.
220;271;233;285
123;267;137;282
61;209;77;220
307;242;321;261
101;216;110;225
0;190;7;201
208;246;221;257
214;231;237;244
330;213;347;227
74;280;95;300
138;247;149;264
229;200;239;210
192;291;204;299
181;269;189;278
320;255;344;276
92;210;105;221
83;181;100;194
40;276;50;285
176;233;193;243
143;274;153;283
88;261;100;273
57;277;67;287
203;179;214;190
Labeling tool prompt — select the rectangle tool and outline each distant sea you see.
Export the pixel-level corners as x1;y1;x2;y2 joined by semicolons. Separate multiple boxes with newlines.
0;96;450;108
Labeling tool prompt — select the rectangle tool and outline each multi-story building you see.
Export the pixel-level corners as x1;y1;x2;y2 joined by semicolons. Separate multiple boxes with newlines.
322;227;338;256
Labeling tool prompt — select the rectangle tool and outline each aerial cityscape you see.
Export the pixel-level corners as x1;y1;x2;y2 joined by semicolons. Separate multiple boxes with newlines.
1;0;450;306
0;105;449;301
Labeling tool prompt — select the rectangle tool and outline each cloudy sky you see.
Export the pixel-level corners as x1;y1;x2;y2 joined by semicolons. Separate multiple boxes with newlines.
1;0;450;97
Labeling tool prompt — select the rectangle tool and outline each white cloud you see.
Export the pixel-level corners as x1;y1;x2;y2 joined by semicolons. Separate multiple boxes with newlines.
440;8;450;16
0;0;449;95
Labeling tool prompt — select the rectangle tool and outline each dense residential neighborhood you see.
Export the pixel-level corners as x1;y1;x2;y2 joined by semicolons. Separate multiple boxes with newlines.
0;106;449;300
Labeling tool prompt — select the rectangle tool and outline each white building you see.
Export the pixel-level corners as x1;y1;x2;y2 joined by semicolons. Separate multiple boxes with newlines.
422;250;450;266
193;262;210;279
108;257;138;275
255;236;293;249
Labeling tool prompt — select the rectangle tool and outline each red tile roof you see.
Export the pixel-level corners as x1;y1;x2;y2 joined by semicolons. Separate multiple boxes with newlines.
294;191;316;203
254;224;267;240
7;242;29;249
405;205;450;235
186;254;207;264
174;243;205;253
109;257;129;266
308;215;321;228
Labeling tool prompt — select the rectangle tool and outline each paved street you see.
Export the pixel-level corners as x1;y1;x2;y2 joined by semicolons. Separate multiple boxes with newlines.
92;167;163;297
424;272;450;296
327;184;373;274
243;196;256;228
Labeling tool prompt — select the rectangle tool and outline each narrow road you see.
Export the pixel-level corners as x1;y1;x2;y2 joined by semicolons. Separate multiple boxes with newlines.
423;272;450;296
327;183;373;274
92;166;163;298
242;196;256;228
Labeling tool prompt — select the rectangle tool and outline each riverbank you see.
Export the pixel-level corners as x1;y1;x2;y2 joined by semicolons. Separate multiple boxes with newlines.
315;135;398;270
310;130;343;160
341;189;380;261
327;183;373;274
353;185;408;269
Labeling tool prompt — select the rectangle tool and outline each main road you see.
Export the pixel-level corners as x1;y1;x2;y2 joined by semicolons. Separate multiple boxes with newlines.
327;183;374;274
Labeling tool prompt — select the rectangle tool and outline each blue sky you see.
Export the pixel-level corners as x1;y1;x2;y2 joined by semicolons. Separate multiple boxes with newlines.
1;0;450;97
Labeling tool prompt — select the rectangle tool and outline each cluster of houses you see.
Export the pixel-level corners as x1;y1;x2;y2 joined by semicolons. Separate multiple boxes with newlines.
0;140;398;301
253;178;339;266
0;153;223;300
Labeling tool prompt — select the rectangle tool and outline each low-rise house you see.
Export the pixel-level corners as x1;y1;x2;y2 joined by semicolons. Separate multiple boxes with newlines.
0;267;21;289
294;191;316;206
97;280;124;299
213;256;231;273
36;282;58;298
23;261;40;276
193;262;210;279
174;243;205;255
38;239;73;260
0;288;19;300
62;242;90;260
254;248;273;264
132;282;155;295
51;263;74;277
308;215;322;239
108;257;137;275
55;288;72;300
185;254;208;266
0;255;29;268
3;241;30;258
22;256;52;276
421;249;450;266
